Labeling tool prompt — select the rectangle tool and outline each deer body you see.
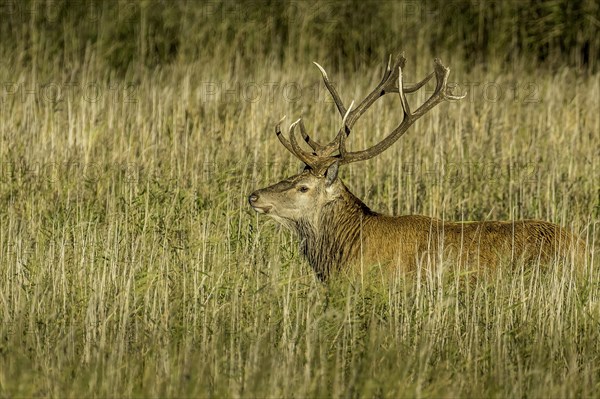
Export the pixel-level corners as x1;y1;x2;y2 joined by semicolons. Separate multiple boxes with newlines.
249;55;580;281
360;215;574;274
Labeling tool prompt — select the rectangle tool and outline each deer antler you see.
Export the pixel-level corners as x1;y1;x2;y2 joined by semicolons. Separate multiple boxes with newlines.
275;55;465;174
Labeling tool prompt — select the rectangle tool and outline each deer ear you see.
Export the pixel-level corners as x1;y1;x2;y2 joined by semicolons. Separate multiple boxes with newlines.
325;161;339;186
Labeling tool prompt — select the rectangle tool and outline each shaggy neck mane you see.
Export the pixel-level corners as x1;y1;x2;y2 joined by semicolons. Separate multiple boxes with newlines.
294;185;374;280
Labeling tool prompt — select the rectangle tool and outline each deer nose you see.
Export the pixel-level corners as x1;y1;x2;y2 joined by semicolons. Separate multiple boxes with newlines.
248;193;259;205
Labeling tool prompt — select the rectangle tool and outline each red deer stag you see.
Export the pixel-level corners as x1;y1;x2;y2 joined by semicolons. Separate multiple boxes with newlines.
248;54;581;281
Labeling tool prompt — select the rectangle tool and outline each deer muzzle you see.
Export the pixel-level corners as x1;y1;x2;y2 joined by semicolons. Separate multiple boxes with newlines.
248;192;272;214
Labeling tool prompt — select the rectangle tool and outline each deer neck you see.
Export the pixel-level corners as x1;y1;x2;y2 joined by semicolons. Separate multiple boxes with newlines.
295;185;374;280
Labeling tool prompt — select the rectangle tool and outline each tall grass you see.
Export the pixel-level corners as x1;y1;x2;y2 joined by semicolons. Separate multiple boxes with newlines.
0;1;599;397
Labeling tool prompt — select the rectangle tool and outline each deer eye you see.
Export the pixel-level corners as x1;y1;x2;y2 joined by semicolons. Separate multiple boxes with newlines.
297;186;309;193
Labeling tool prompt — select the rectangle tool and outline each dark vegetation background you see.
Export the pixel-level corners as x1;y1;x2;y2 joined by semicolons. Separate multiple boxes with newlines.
2;0;598;75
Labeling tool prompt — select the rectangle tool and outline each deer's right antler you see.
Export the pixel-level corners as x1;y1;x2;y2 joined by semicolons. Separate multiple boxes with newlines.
276;54;465;174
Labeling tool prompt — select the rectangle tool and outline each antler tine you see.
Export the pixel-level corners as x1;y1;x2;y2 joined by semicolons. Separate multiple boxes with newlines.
297;118;325;152
403;72;434;93
397;65;411;117
319;100;355;157
339;58;462;165
313;62;347;118
275;116;294;154
289;119;319;167
337;101;354;158
435;58;466;101
275;116;318;167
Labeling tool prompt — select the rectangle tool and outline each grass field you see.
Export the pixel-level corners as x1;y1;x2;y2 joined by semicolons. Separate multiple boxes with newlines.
1;1;599;397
